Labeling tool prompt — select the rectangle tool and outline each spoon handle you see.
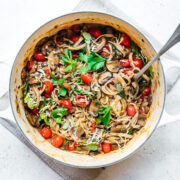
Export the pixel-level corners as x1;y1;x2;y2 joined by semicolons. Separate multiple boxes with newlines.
134;24;180;80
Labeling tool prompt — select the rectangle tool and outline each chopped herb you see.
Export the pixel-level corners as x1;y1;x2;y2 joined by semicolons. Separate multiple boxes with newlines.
59;87;67;96
79;66;88;75
140;86;145;92
50;72;66;86
112;45;117;52
72;88;95;97
58;78;66;86
82;32;91;44
128;126;134;135
97;106;112;127
119;90;125;98
38;113;50;125
63;139;69;146
73;78;82;84
51;107;67;124
61;120;69;130
61;49;78;72
86;144;98;151
95;117;102;124
24;94;36;109
149;66;154;78
79;51;106;71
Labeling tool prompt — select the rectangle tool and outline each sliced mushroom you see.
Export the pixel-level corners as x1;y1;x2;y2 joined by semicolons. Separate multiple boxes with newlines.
62;82;71;91
59;43;86;51
106;60;120;73
98;72;112;85
94;37;106;53
97;90;102;99
73;36;84;47
32;86;40;108
111;125;126;133
28;77;40;84
89;100;98;117
76;126;85;138
137;120;146;127
48;51;59;70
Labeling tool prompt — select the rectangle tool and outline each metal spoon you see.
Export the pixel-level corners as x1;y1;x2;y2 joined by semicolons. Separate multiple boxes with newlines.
134;24;180;80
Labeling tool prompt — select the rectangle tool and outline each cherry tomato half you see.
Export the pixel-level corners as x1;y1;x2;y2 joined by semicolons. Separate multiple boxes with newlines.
51;135;64;148
89;28;101;38
126;104;136;116
100;46;110;57
40;126;52;139
68;142;75;151
133;58;143;68
72;35;80;43
44;68;51;78
72;54;79;59
120;33;130;47
139;107;144;114
102;142;112;153
120;59;131;68
44;93;51;98
34;51;46;61
71;24;79;32
59;99;72;112
80;74;93;85
44;81;54;94
27;58;34;71
142;86;151;96
75;95;91;108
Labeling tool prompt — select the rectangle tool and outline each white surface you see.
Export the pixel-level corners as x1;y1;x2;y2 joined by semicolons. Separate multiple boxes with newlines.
0;0;180;179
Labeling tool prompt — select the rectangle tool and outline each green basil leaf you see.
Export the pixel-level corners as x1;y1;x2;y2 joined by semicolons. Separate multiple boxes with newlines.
57;78;66;86
149;66;154;78
95;117;102;124
64;65;73;72
49;72;56;80
91;61;105;70
102;111;111;127
86;144;98;151
39;113;50;125
128;126;134;135
79;66;88;75
59;87;67;96
82;32;91;44
79;52;88;63
51;107;67;124
119;90;125;98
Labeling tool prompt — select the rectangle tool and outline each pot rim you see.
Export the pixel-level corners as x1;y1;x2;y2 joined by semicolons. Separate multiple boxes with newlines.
9;11;166;168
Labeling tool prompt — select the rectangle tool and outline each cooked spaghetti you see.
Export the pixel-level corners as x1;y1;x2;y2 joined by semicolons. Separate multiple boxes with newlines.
21;23;153;155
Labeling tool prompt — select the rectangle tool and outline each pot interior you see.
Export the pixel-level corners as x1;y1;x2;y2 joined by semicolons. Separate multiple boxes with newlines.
10;12;165;167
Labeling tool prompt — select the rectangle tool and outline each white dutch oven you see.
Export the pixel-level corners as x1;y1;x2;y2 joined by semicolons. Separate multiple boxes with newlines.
9;12;165;168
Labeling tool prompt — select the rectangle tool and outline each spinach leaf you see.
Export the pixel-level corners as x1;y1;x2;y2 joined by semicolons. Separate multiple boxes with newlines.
61;49;78;72
149;65;154;78
38;113;50;126
82;32;91;44
79;66;88;75
119;90;125;98
51;107;67;124
58;87;67;96
86;144;98;151
97;106;112;127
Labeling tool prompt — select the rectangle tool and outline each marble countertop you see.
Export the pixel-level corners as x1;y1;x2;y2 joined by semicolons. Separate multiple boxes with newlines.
0;0;180;179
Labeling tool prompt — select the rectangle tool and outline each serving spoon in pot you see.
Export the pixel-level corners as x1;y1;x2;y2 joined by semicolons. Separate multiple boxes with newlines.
134;24;180;81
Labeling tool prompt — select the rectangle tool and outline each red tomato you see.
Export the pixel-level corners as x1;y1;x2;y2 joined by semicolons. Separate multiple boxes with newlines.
59;99;73;112
31;108;38;115
74;143;80;147
80;74;93;85
142;87;151;96
44;93;51;98
40;126;52;139
27;58;34;71
102;142;112;153
44;68;51;78
72;54;79;59
133;58;143;68
75;95;90;108
68;142;75;151
91;122;96;133
120;59;131;68
34;51;46;61
72;35;80;43
120;33;130;47
89;28;101;38
126;104;136;116
71;24;79;32
139;107;144;114
44;81;53;94
51;135;64;148
100;46;110;57
56;37;62;45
